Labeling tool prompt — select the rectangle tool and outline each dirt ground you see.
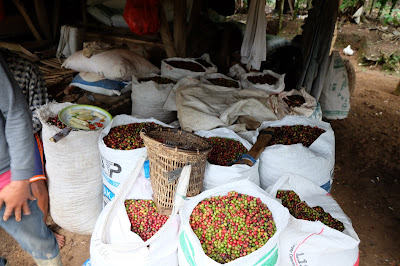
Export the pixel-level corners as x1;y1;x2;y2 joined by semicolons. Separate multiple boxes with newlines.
1;21;400;266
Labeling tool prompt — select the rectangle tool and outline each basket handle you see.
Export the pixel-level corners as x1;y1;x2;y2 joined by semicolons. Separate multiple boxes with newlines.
100;150;148;244
171;164;191;216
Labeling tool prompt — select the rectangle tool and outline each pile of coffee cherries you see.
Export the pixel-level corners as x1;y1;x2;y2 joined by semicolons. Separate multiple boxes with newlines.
47;115;67;129
190;191;276;263
124;199;169;242
206;137;248;166
267;125;325;147
276;190;344;231
103;122;161;150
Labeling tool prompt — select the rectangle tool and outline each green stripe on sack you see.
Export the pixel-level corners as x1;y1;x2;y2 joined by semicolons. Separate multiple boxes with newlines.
179;232;197;266
253;244;278;266
324;110;349;115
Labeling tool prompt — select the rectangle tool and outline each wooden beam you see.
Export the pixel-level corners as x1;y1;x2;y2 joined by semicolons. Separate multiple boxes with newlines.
82;0;87;29
173;0;187;57
0;41;39;61
159;0;176;58
34;0;51;40
12;0;43;41
85;32;165;49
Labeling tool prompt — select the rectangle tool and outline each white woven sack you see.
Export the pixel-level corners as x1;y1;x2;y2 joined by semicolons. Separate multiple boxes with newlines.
194;128;260;191
38;102;102;234
99;115;172;207
280;88;321;120
266;175;360;266
91;152;191;266
195;53;218;74
131;75;177;123
62;48;159;81
161;54;216;80
200;73;241;89
254;116;334;192
319;51;350;120
241;70;285;94
178;180;290;266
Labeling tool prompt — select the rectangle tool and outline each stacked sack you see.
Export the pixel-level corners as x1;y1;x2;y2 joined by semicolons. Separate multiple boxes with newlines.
253;115;335;192
130;53;217;124
38;102;103;234
62;43;159;97
267;175;360;266
194;128;260;191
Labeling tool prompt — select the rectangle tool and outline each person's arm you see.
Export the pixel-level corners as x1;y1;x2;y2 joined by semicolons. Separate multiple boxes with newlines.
0;55;36;221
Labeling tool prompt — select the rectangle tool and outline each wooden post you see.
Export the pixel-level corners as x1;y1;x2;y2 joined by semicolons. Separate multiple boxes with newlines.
277;0;285;35
52;0;61;39
287;0;294;16
187;0;203;39
293;0;299;20
174;0;187;57
81;0;88;29
159;0;177;58
34;0;51;40
13;0;43;41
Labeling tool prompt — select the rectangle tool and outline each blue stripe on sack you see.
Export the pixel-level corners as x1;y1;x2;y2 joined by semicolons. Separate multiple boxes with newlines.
320;180;332;193
103;184;115;201
102;171;120;187
179;232;197;266
254;244;278;266
71;74;127;90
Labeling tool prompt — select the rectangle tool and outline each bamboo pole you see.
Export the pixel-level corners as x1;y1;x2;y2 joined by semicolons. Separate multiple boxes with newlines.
13;0;43;41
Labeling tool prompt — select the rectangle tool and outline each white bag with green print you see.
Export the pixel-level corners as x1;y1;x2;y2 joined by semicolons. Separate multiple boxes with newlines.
178;180;290;266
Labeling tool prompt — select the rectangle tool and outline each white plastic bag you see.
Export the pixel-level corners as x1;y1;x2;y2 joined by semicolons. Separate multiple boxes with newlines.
91;152;192;266
131;75;177;123
99;115;172;206
319;51;351;120
62;48;159;81
254;116;335;192
194;128;260;191
178;180;290;266
266;175;360;266
241;70;285;94
38;102;102;234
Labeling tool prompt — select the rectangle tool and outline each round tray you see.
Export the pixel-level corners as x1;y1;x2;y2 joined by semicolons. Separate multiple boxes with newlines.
58;104;112;131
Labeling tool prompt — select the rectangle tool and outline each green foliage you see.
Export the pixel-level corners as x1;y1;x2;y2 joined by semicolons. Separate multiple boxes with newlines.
382;8;400;25
382;52;400;72
340;0;359;12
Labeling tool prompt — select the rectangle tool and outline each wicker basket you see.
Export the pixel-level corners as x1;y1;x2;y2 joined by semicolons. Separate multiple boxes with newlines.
140;128;211;215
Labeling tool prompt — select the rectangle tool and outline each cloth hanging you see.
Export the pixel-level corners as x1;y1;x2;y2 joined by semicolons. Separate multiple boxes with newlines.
240;0;266;71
